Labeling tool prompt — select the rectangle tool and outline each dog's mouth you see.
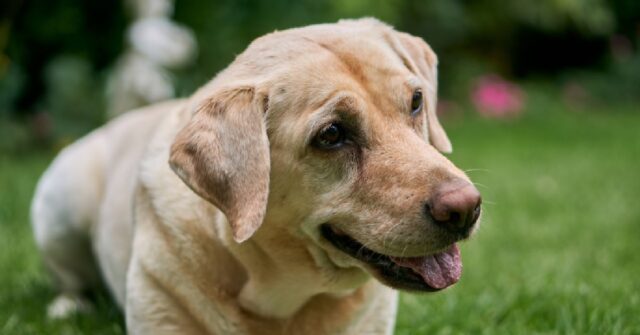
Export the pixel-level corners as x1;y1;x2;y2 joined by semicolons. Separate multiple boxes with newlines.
320;224;461;292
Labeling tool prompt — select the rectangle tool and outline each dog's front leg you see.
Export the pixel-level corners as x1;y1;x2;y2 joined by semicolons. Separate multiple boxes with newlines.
125;187;246;335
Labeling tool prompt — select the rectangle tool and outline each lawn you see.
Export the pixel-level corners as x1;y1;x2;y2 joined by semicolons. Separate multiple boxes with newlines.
1;96;639;334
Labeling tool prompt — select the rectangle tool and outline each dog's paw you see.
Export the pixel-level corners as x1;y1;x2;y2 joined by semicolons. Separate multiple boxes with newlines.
47;294;92;319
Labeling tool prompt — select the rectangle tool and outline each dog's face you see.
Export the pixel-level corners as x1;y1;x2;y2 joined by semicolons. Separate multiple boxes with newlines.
170;19;481;293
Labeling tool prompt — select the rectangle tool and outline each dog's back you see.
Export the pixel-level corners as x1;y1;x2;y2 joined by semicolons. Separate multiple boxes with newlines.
31;100;179;317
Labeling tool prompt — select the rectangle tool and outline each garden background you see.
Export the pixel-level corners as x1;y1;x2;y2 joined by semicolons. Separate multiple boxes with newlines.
1;0;639;333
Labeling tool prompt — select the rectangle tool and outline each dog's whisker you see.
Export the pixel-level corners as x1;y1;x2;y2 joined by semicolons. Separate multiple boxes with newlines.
384;225;404;255
472;182;490;190
400;245;409;259
464;168;492;174
377;221;397;248
380;223;402;251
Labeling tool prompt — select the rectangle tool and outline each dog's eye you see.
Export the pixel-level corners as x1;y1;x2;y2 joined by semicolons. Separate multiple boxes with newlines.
314;123;346;149
411;89;423;116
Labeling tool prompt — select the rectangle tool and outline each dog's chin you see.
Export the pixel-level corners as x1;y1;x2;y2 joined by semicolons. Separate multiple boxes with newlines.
320;224;462;292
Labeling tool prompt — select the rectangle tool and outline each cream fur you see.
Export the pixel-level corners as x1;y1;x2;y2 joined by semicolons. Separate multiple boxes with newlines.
31;18;476;334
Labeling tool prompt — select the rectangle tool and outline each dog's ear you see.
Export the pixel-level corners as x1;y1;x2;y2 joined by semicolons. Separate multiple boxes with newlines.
396;33;452;153
169;87;270;243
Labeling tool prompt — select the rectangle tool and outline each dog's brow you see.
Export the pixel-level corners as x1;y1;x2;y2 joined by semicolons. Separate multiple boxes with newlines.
305;94;361;139
406;77;421;88
384;33;420;76
311;94;358;121
309;89;343;111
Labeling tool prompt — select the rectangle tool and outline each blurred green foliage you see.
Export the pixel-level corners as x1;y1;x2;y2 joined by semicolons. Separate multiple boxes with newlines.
170;0;638;94
0;0;638;151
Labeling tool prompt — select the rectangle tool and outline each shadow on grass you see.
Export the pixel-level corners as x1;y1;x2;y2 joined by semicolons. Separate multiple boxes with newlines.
1;278;124;334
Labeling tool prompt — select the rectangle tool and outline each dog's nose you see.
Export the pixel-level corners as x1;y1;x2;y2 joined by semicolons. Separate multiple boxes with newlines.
427;180;481;235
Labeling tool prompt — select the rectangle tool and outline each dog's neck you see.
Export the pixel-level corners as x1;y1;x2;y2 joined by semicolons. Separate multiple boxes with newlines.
220;221;371;319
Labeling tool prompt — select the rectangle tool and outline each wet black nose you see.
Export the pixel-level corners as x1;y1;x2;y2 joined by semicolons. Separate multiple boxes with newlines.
427;180;481;236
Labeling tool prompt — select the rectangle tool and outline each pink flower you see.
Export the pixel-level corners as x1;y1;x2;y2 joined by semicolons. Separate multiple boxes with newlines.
471;75;525;118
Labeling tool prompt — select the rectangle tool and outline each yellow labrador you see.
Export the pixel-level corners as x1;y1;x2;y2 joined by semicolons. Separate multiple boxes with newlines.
31;18;481;334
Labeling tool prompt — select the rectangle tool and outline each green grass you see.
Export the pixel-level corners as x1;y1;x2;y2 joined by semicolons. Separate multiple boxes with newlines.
396;102;640;334
1;98;639;334
0;153;124;334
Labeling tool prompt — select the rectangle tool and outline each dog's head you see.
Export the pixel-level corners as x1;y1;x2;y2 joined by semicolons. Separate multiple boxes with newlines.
169;19;481;292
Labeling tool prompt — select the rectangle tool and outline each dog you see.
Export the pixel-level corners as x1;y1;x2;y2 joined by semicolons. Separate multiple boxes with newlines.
31;18;481;334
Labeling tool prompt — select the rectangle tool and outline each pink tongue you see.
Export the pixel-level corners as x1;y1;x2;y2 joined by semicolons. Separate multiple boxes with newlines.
390;244;462;289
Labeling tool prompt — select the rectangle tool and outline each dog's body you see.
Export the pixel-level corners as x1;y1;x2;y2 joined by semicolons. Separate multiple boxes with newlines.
31;19;481;334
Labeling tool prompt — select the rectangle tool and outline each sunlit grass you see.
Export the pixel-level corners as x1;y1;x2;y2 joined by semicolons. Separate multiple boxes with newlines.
1;99;639;334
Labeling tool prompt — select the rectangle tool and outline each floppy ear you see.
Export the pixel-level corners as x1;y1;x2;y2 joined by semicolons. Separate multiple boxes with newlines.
397;33;452;153
169;87;270;243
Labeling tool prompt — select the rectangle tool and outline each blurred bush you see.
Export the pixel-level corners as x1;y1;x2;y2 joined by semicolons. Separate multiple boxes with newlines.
0;0;638;152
